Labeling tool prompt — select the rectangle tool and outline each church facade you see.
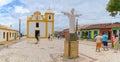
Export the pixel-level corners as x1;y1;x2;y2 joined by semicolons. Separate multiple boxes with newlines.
27;8;54;38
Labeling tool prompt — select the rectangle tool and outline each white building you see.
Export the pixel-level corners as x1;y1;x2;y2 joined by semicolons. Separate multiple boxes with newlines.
27;8;55;38
0;24;19;42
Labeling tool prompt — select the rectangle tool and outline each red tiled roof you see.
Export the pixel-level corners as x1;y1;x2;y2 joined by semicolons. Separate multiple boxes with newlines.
81;23;120;30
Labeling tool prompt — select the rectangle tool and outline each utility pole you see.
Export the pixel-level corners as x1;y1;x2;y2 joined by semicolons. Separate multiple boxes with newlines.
19;19;21;39
76;19;78;32
76;19;78;40
10;25;12;27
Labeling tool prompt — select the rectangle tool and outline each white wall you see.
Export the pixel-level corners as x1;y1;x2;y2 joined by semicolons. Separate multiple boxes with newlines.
29;22;35;37
9;31;16;40
0;30;7;41
48;22;52;35
0;31;3;41
0;30;18;42
39;22;46;37
28;22;53;38
29;22;46;37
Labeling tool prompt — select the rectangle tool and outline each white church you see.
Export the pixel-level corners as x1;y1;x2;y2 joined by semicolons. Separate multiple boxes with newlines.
27;8;55;38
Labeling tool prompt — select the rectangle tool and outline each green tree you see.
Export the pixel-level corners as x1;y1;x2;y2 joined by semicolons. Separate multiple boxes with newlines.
106;0;120;17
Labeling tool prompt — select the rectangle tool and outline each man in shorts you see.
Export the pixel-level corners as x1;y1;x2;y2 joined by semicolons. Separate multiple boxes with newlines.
95;34;102;52
102;33;108;51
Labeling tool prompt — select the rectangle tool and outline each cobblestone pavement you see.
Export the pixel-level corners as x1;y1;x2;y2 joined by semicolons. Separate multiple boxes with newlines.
79;40;120;62
0;38;25;51
0;38;119;62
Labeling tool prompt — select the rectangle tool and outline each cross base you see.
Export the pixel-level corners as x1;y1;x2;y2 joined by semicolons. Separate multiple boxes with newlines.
64;33;79;58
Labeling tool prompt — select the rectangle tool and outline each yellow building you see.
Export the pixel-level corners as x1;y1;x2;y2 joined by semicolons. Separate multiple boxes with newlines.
27;8;54;38
0;24;19;42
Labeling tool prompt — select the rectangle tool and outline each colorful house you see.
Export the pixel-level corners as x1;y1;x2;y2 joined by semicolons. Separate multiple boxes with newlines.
57;31;63;38
111;24;120;40
62;29;69;38
80;23;120;40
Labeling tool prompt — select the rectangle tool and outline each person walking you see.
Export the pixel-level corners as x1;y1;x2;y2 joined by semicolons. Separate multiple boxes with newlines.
113;35;119;53
48;34;50;40
58;34;60;39
50;34;53;41
35;34;40;44
95;34;102;52
102;33;109;51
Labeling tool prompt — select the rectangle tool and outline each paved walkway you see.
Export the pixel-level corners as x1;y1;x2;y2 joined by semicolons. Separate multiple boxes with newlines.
0;38;64;62
0;38;25;51
0;38;119;62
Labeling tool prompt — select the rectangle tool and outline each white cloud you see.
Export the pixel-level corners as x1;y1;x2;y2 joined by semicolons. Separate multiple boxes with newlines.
0;0;120;34
0;16;17;27
0;0;13;9
19;0;119;30
14;6;30;14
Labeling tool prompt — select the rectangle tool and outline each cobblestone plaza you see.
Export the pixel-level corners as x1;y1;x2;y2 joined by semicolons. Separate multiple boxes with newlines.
0;38;119;62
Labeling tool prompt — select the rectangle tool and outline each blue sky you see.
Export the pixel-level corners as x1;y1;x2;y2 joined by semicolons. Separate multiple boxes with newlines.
0;0;120;34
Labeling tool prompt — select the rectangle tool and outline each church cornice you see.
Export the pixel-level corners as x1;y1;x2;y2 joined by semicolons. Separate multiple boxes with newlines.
27;20;54;22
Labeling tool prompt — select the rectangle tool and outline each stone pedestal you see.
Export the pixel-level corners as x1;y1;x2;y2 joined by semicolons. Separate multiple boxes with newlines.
64;33;79;58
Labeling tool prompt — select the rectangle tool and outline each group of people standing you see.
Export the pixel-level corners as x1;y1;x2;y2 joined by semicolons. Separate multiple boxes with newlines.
48;34;53;41
95;33;119;53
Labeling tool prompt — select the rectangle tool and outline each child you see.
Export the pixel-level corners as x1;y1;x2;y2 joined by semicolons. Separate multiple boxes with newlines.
113;35;119;53
112;35;115;48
